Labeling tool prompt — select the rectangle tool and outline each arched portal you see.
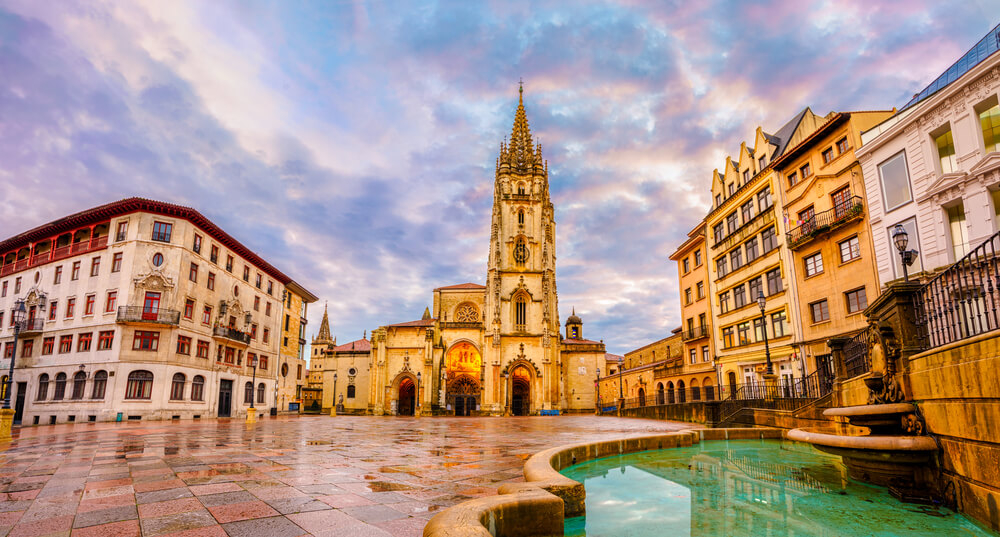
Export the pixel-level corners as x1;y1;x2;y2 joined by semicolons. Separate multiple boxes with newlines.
398;377;415;416
511;365;531;416
667;381;675;404
656;382;664;405
637;387;646;407
448;375;480;416
678;380;687;403
445;342;483;416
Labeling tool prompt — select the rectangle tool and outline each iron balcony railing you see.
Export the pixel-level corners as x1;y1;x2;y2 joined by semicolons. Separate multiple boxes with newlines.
18;318;46;335
786;196;865;250
914;231;1000;349
681;326;709;341
116;306;180;325
842;328;871;378
213;326;251;345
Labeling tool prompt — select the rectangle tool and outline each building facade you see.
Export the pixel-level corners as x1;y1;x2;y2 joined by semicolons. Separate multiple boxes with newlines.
669;220;716;396
0;198;314;424
857;23;1000;286
277;282;316;413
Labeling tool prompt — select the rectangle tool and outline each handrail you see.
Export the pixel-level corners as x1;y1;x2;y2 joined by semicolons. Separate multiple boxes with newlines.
116;306;181;325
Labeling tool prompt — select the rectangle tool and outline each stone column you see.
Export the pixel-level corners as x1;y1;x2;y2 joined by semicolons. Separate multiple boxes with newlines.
827;336;849;408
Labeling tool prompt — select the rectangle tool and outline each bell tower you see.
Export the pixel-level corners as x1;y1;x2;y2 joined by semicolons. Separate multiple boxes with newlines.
483;84;561;414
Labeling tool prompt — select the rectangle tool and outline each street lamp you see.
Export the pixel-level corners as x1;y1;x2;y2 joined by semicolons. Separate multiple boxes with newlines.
4;300;26;409
248;353;258;414
618;356;624;401
595;369;601;413
757;291;773;376
415;371;421;415
331;372;338;417
892;224;918;281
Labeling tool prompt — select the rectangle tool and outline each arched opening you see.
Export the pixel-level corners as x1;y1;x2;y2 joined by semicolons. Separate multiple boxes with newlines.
170;373;186;401
703;376;715;401
517;182;526;195
637;387;646;407
243;382;253;405
513;293;527;331
446;342;482;415
691;378;701;401
448;375;479;416
656;382;664;405
397;377;416;416
666;381;675;404
727;371;737;397
91;370;107;399
511;365;531;416
125;371;153;400
53;373;67;400
517;209;525;225
677;380;686;403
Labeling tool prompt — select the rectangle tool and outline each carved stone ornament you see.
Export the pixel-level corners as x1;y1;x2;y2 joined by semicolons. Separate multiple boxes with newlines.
864;324;905;405
455;303;479;322
901;413;926;436
133;271;175;294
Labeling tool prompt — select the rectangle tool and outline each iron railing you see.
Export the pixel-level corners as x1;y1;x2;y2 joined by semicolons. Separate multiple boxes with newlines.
117;306;180;325
843;328;871;378
213;326;251;344
614;371;832;411
681;326;709;341
785;196;865;250
18;318;46;334
915;231;1000;349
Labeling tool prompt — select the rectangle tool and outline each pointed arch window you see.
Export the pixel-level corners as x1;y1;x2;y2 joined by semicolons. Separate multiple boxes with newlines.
514;294;527;331
514;237;528;266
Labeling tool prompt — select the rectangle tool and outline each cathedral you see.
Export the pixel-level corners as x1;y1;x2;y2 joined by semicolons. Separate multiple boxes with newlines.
315;87;607;416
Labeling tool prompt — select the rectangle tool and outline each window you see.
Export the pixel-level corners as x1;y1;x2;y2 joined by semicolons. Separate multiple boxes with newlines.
2;343;10;359
125;371;154;400
514;294;527;328
265;302;271;316
0;282;4;298
193;234;202;254
152;253;163;267
766;268;782;295
726;212;739;234
116;221;128;242
255;273;262;289
748;277;762;302
132;331;159;351
831;186;853;219
284;314;290;331
297;364;303;380
48;302;57;321
743;169;750;183
787;172;798;187
208;245;218;264
177;336;191;355
733;285;746;309
716;257;727;278
745;237;759;262
715;194;722;207
689;349;697;365
878;151;912;212
104;291;117;314
978;99;1000;153
696;281;705;300
53;373;67;400
250;324;258;340
728;183;735;196
259;355;268;371
196;340;210;359
191;375;205;401
759;155;766;169
737;322;750;346
257;383;265;404
267;280;273;295
207;272;215;290
347;385;356;398
947;203;969;260
719;291;730;314
92;370;107;399
262;328;270;344
694;250;702;266
722;326;734;349
243;266;250;281
36;374;49;401
800;163;812;179
226;255;234;272
54;266;62;284
189;263;198;283
798;206;815;233
71;261;80;280
202;306;212;325
20;340;33;358
771;311;786;338
761;227;778;253
13;277;20;294
244;382;254;405
684;288;692;305
730;248;742;270
846;288;868;314
804;252;824;276
71;371;86;400
97;331;114;350
84;294;95;316
170;373;185;400
839;236;861;263
184;299;194;319
254;296;260;311
753;317;765;342
757;186;772;211
59;335;73;353
822;148;834;164
713;223;725;242
513;237;528;266
90;257;100;277
42;337;54;355
151;222;172;242
682;258;690;273
888;217;923;277
77;332;92;352
741;200;755;223
837;137;849;154
811;300;830;323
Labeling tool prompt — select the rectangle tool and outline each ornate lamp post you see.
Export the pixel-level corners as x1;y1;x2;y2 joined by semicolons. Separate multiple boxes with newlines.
892;224;918;281
416;371;422;417
245;313;258;424
757;291;773;376
4;300;26;410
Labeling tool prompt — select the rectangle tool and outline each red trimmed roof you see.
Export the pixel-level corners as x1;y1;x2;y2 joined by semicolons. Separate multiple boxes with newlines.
333;338;372;352
434;283;486;291
0;197;294;284
385;318;436;328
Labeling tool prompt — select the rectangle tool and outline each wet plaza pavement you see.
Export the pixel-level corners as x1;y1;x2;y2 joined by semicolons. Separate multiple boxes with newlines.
0;415;694;536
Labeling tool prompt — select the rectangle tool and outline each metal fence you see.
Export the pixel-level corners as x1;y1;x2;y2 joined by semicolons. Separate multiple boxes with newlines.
614;371;831;412
843;328;871;378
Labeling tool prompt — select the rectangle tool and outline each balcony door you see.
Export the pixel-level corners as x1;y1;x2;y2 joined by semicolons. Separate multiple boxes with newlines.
142;292;161;321
27;306;36;324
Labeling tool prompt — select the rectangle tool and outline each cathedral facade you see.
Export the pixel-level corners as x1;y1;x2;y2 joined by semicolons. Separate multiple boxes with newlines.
318;88;606;416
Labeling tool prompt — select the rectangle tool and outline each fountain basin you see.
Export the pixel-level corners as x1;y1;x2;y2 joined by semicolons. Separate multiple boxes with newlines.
823;403;916;432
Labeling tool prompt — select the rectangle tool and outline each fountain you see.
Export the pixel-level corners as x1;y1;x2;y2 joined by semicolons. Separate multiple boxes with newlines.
788;322;939;502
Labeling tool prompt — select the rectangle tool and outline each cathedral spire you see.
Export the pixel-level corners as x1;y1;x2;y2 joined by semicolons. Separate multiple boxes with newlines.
499;82;542;173
315;302;334;344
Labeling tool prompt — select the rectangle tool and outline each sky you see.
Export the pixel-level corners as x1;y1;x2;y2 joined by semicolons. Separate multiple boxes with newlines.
0;1;997;357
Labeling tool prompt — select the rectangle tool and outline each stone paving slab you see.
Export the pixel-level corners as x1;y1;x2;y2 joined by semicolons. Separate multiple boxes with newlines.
0;415;692;535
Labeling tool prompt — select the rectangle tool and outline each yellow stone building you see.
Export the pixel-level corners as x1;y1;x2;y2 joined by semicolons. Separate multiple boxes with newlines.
277;282;315;412
365;87;607;416
772;110;893;381
596;332;685;407
669;220;717;398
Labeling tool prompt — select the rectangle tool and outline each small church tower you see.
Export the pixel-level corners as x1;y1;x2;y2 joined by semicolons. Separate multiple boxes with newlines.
565;308;583;340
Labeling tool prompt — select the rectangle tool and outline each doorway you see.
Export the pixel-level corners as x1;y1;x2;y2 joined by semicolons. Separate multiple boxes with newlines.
454;395;476;416
398;378;415;416
511;380;530;416
142;291;161;321
218;380;232;418
14;382;26;425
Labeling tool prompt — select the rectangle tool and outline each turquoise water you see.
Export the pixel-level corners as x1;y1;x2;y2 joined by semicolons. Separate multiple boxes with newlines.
560;439;997;537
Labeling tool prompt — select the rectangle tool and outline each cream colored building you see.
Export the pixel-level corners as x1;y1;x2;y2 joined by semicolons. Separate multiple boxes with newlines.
0;198;312;424
277;282;316;413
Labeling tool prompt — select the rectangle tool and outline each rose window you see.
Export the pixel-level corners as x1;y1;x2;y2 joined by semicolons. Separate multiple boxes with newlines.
456;304;479;322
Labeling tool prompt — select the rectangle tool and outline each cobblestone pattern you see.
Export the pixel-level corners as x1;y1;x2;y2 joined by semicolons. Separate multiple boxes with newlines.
0;415;693;536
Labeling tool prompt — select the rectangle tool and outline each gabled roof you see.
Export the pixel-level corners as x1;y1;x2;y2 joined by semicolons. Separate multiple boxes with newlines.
434;283;486;291
769;108;812;157
385;318;435;328
333;338;372;352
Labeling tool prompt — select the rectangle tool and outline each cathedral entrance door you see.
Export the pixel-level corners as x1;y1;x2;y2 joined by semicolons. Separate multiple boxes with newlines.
511;379;530;416
398;378;415;416
447;375;480;417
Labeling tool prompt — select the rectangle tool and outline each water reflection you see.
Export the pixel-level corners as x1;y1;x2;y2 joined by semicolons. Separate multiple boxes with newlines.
562;440;996;537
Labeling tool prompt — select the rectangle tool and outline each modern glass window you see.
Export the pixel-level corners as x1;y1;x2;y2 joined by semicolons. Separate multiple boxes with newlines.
191;375;205;401
125;370;154;400
878;151;913;212
946;203;969;260
934;127;957;173
733;285;746;309
151;222;172;242
888;217;923;278
92;370;107;399
804;252;824;276
766;268;782;295
745;237;759;262
846;288;868;314
978;99;1000;153
810;300;830;323
170;373;185;400
839;236;861;263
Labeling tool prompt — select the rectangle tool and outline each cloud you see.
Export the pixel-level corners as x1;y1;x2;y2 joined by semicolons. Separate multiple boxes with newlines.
0;1;994;355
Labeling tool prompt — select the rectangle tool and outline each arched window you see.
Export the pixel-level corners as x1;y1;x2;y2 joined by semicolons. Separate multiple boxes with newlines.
691;378;701;401
455;303;479;323
71;371;86;400
513;237;528;266
703;376;715;401
91;370;107;399
677;380;686;403
514;294;527;330
53;372;67;400
170;373;186;400
517;183;526;195
656;382;664;405
191;375;205;401
517;209;525;225
244;382;254;405
257;382;265;404
125;370;153;400
36;374;49;401
667;381;675;404
347;384;356;399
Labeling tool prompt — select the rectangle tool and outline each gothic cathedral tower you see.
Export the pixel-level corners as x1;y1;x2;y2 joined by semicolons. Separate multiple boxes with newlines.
483;85;562;414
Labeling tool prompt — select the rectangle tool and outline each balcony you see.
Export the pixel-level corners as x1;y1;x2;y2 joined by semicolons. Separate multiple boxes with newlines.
117;306;180;326
509;193;531;202
0;236;109;277
213;326;251;345
19;318;45;337
786;196;865;250
681;326;709;341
